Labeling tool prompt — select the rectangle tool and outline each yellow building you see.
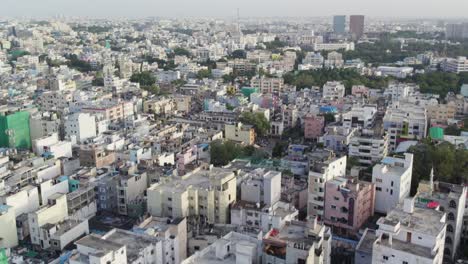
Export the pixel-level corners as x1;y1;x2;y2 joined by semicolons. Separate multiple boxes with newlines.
224;122;255;145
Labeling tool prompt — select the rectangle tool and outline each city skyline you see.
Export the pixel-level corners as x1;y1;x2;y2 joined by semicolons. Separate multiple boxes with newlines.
2;0;468;19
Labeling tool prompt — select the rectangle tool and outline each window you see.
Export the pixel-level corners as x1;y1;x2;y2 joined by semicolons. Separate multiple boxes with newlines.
448;212;455;221
331;205;337;209
376;187;382;191
383;256;389;260
403;262;408;264
449;200;456;208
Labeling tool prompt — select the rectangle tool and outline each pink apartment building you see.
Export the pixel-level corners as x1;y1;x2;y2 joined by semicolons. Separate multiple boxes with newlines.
323;177;375;238
304;114;325;140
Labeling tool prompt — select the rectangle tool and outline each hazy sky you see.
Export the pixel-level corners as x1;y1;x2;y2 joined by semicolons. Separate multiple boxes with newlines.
2;0;468;18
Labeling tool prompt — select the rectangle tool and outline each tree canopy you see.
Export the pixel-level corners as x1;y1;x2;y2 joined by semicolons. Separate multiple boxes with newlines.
240;112;271;137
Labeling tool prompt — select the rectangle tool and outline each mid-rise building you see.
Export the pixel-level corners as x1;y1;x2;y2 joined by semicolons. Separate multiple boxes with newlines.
64;113;97;143
304;114;325;140
147;167;237;224
342;104;377;129
383;102;427;151
323;177;375;237
224;122;255;145
263;219;332;264
357;198;446;264
322;81;345;99
372;153;413;214
308;151;347;220
416;177;467;260
441;57;468;73
0;205;19;248
349;132;389;166
250;76;285;94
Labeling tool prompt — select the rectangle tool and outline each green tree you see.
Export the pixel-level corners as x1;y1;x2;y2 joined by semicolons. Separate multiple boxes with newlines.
210;140;244;166
230;49;246;59
196;69;211;79
172;47;191;57
130;71;156;87
240;112;271;137
444;125;461;136
272;141;288;158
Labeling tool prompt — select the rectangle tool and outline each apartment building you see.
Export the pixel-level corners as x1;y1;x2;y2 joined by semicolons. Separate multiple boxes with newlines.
383;102;427;152
79;145;116;168
427;102;457;122
358;198;446;264
416;179;467;260
303;114;324;140
147;167;237;224
28;193;68;249
116;168;148;217
441;57;468;73
224;122;255;145
240;169;281;207
0;205;18;248
322;81;345;99
182;231;263;264
342;105;377;129
308;151;347;220
348;132;389;166
250;76;284;94
323;177;375;237
263;219;332;264
372;153;413;214
137;216;187;264
64;112;97;143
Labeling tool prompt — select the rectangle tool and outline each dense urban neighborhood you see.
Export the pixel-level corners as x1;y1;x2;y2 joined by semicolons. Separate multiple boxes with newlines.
0;13;467;264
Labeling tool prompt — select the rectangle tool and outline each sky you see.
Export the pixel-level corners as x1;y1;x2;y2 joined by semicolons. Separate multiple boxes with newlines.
2;0;468;19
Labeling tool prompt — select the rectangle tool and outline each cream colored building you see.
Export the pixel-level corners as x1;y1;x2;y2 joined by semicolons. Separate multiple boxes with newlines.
224;122;255;145
0;205;19;248
427;102;456;121
250;76;285;94
147;167;237;224
28;193;68;248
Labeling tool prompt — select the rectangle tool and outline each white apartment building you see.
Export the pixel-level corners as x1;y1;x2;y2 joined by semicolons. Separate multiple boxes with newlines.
250;76;285;94
64;112;97;143
299;52;324;70
322;81;346;99
263;219;332;264
372;153;413;214
28;193;68;249
71;234;128;264
383;83;414;101
349;132;389;166
231;200;298;233
313;42;355;51
308;153;347;220
0;185;40;217
342;104;377;129
156;70;181;84
441;57;468;73
370;198;446;264
0;205;18;248
182;231;263;264
137;217;187;264
147;167;237;224
377;66;414;78
416;179;467;260
240;169;281;206
383;102;427;152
